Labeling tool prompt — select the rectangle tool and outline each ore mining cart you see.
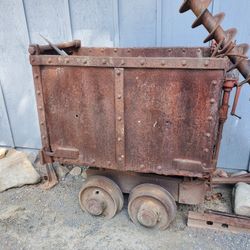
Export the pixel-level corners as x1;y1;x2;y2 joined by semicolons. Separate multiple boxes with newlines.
29;0;250;230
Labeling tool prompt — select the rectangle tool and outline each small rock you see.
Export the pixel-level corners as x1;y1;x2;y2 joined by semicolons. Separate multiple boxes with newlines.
234;182;250;216
81;170;87;179
0;148;8;159
26;151;38;164
54;163;70;180
0;149;41;192
0;206;25;221
69;166;82;176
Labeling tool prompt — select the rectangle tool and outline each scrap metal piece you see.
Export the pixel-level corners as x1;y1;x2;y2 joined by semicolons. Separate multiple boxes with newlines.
40;163;58;190
179;0;250;85
40;34;68;56
212;176;250;185
188;210;250;233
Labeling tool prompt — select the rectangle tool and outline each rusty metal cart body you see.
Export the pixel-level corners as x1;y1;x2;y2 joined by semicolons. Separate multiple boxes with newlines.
29;0;250;230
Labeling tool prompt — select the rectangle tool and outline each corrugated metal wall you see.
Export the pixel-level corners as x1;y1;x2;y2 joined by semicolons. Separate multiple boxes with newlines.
0;0;249;171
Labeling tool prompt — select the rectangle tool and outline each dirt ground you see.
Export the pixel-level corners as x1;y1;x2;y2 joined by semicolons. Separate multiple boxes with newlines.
0;173;249;250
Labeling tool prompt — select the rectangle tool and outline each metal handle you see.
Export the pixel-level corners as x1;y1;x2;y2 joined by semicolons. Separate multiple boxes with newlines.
231;84;242;119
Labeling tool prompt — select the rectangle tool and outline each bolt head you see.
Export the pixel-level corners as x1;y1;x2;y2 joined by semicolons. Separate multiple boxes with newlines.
210;98;215;104
205;133;211;137
157;165;162;170
182;60;187;66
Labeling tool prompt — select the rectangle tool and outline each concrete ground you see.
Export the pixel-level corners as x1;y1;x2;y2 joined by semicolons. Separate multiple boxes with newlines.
0;174;249;250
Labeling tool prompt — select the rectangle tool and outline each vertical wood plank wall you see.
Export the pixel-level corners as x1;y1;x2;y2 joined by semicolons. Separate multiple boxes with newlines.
0;0;249;171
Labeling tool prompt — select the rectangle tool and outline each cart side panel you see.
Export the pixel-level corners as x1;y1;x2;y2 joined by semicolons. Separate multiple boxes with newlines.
41;66;116;167
124;69;224;175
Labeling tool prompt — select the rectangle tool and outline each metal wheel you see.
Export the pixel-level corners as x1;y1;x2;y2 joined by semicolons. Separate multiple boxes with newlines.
128;183;177;230
79;175;124;219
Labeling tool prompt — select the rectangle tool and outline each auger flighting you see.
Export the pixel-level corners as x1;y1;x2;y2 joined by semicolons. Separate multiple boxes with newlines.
179;0;250;87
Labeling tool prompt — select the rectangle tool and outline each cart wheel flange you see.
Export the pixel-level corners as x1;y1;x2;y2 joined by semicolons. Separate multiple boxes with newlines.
79;175;124;219
128;183;177;230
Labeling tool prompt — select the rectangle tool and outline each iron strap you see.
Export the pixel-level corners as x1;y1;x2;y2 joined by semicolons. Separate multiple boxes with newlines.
30;55;227;69
115;68;125;168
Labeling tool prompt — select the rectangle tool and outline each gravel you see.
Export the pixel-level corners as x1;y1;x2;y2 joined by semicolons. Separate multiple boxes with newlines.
0;175;249;250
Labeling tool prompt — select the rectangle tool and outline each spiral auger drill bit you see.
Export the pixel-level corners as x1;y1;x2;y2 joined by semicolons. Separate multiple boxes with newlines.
179;0;250;87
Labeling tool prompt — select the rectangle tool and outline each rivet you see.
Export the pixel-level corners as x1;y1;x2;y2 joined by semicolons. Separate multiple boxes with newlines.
83;59;87;64
207;116;213;121
157;165;162;170
91;159;95;164
210;98;215;104
114;48;117;53
140;59;145;65
182;49;186;53
117;94;122;99
107;161;111;166
197;48;201;53
118;157;122;161
121;60;125;65
117;116;122;121
65;59;69;63
101;48;104;52
40;122;44;126
48;58;52;63
138;120;141;124
136;76;139;80
127;49;131;53
212;80;217;85
204;60;209;66
205;133;211;138
140;164;144;169
36;91;41;95
121;154;124;159
204;148;209;153
117;137;122;142
168;49;172;53
42;135;46;139
38;106;42;110
161;60;165;66
182;60;187;66
88;49;92;53
31;58;35;63
102;59;106;64
116;70;121;75
202;163;207;167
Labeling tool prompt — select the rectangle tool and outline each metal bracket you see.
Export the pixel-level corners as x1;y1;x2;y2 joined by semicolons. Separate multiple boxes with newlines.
43;147;79;160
